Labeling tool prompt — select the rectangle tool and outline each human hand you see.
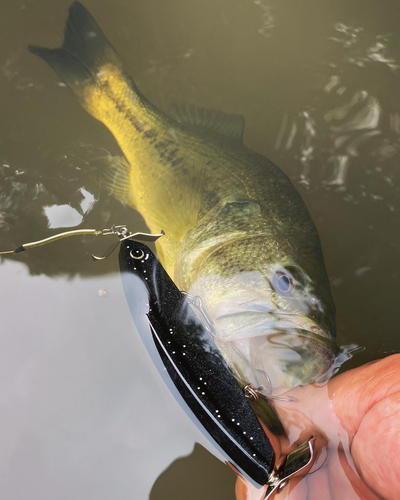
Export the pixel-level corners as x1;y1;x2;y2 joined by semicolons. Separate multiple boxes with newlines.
235;354;400;500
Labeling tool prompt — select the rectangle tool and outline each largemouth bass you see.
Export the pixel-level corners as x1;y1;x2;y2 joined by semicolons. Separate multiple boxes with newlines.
30;3;338;401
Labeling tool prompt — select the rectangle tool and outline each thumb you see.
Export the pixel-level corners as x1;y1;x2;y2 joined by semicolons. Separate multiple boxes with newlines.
329;354;400;500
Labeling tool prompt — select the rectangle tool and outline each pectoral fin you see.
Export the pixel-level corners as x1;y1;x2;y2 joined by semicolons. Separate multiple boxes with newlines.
97;155;134;207
143;162;206;241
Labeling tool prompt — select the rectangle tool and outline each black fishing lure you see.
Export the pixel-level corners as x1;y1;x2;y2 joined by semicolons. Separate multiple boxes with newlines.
119;238;275;483
119;238;315;497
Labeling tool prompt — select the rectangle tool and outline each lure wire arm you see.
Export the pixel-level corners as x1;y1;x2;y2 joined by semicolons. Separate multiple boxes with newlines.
0;228;102;255
0;224;164;258
91;230;164;261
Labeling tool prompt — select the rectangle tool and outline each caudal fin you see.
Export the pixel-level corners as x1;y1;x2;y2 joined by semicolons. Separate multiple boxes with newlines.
28;2;126;103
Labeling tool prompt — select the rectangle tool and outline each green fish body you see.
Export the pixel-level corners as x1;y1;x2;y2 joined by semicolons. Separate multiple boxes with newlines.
30;3;337;410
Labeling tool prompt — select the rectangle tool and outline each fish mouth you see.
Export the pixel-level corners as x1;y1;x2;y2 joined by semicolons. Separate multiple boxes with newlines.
215;310;331;336
267;328;339;355
214;310;337;353
212;305;340;390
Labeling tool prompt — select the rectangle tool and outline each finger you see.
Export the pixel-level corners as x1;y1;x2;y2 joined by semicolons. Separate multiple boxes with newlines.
307;467;332;500
274;476;308;500
272;385;333;453
327;448;381;500
235;477;266;500
234;474;308;500
351;389;400;500
273;354;400;447
329;354;400;438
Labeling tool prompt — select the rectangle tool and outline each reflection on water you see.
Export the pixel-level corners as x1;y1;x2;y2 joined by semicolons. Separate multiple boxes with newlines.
253;0;275;38
0;260;213;499
1;0;400;498
331;24;399;71
150;444;235;500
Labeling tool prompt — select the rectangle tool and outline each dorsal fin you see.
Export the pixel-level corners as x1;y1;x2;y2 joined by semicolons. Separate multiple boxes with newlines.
169;103;245;142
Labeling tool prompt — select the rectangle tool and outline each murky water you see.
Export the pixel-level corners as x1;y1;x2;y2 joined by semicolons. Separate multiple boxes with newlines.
1;0;399;499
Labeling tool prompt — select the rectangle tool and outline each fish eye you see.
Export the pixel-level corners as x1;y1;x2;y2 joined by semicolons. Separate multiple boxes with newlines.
272;271;295;296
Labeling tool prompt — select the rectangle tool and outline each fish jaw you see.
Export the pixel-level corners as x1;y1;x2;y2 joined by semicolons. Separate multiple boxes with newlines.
218;336;335;392
210;302;336;390
214;310;331;344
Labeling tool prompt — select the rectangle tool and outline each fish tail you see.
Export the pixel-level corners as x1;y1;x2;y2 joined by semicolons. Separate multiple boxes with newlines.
28;2;143;118
28;2;202;275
